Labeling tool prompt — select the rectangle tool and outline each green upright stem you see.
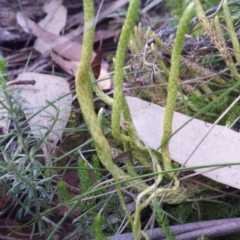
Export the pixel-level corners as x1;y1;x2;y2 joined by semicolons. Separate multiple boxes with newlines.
223;0;240;66
111;0;141;140
75;0;148;195
161;2;195;175
193;0;240;80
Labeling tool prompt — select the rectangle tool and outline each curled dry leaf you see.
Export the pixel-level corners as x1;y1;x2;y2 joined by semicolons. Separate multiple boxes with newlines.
91;38;112;89
124;96;240;189
8;72;72;155
91;38;103;79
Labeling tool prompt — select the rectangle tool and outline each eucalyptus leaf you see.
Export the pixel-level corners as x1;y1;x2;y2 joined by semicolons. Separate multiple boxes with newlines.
8;72;72;155
124;96;240;189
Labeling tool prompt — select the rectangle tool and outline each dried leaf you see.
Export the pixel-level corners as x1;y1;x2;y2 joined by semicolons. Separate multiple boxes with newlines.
17;12;112;90
17;12;84;61
8;73;72;154
6;48;39;66
124;96;240;189
51;51;77;75
113;149;132;163
40;0;67;34
91;38;103;79
35;0;67;54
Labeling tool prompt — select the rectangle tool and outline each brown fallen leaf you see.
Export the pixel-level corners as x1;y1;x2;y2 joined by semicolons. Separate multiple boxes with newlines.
51;51;77;75
91;38;103;79
6;48;39;66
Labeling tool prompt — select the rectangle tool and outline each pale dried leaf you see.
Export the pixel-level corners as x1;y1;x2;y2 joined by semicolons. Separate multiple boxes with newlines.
97;65;112;90
17;12;83;60
6;48;39;66
8;73;72;154
40;0;67;34
16;12;30;33
35;0;67;54
51;51;77;75
124;96;240;189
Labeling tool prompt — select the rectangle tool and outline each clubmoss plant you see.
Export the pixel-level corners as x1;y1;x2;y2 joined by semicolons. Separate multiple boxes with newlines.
111;0;141;141
58;180;71;202
74;0;151;195
153;202;175;240
193;0;240;80
161;2;195;183
72;0;240;238
128;0;240;125
74;0;198;238
222;0;240;65
78;158;90;193
92;214;108;240
4;0;240;238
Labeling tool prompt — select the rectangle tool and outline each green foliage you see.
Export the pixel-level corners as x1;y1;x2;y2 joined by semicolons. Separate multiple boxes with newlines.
78;158;90;193
2;0;240;239
204;0;220;7
77;158;95;209
92;214;108;240
0;62;53;236
227;198;240;218
152;201;175;240
188;93;231;121
168;202;199;222
168;197;240;222
70;191;123;239
0;57;7;84
225;105;240;127
164;0;191;23
73;215;93;240
197;236;210;240
128;1;240;127
58;180;71;202
164;0;221;23
92;155;101;183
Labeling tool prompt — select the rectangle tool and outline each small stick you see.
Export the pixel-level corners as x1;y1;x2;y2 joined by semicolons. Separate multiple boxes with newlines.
6;79;36;87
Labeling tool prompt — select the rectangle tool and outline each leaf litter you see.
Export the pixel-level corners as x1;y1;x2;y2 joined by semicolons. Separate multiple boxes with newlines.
1;0;240;239
8;72;72;155
124;96;240;189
